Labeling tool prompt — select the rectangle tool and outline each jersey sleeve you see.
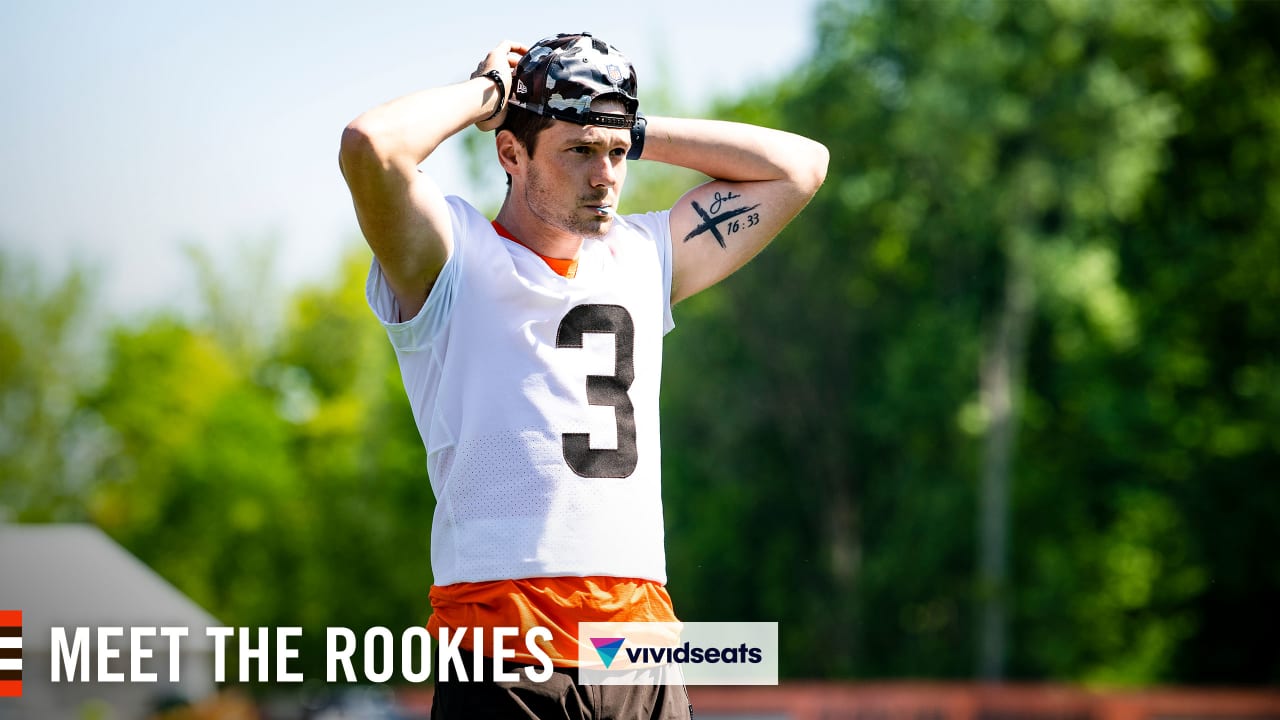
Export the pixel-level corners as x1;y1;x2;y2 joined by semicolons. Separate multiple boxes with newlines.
620;208;676;335
364;197;467;352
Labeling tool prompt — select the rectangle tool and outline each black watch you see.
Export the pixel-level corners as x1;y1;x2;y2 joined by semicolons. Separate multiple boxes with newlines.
627;112;647;160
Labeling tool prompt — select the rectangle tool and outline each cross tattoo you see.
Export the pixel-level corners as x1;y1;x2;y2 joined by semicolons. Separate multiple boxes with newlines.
683;201;762;248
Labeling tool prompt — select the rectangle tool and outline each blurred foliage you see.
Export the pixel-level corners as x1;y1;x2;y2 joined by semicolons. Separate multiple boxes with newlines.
2;0;1279;688
0;256;104;520
658;0;1278;685
3;250;434;679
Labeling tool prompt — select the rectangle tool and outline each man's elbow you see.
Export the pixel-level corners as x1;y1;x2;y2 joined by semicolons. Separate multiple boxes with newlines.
796;139;830;197
339;116;396;177
340;118;372;166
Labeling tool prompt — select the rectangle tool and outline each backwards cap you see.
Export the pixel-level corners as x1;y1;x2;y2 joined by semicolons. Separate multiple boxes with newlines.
508;32;639;129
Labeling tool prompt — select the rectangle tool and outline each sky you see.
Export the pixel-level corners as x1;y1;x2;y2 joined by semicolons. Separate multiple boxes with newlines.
0;1;822;317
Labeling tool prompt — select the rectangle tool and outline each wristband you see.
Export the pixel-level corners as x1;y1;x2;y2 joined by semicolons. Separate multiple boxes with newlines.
627;112;647;160
480;69;506;122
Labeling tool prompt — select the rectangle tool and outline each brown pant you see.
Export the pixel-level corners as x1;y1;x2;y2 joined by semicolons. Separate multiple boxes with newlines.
431;663;692;720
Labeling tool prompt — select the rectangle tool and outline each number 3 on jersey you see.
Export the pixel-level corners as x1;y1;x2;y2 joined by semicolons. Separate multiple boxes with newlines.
556;304;638;478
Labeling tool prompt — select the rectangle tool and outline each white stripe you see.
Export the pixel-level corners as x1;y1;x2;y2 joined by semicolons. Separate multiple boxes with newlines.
0;658;20;671
0;638;20;649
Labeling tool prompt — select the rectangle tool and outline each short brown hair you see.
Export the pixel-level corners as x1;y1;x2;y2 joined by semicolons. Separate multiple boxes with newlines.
498;105;556;157
497;105;555;189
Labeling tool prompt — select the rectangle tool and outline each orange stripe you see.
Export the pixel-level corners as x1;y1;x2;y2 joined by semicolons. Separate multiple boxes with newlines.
0;680;20;697
0;610;20;627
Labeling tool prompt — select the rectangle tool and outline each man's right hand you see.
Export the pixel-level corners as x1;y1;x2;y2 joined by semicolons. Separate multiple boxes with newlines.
471;40;528;132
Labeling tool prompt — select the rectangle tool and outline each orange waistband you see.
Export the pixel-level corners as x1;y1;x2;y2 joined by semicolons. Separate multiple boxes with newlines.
428;576;677;668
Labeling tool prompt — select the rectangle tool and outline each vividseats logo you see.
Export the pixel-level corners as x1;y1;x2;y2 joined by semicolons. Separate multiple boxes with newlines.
607;639;764;666
580;622;777;686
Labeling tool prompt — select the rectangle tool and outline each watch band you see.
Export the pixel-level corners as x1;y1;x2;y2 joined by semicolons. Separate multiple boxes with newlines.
627;112;647;160
480;69;506;122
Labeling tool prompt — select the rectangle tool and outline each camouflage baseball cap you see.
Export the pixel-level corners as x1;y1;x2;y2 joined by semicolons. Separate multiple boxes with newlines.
508;32;639;129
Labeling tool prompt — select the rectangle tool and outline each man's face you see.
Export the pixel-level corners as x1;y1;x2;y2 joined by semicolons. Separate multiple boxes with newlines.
521;106;631;239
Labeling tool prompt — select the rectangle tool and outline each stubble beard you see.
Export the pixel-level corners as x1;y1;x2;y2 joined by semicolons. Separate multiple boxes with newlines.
524;163;613;239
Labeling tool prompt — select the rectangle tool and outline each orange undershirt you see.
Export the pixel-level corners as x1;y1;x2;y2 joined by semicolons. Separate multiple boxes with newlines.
428;577;677;667
425;221;676;668
491;220;579;278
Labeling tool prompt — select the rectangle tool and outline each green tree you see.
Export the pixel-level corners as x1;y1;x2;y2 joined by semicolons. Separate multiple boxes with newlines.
0;256;102;521
81;249;433;679
1019;0;1280;684
660;0;1254;684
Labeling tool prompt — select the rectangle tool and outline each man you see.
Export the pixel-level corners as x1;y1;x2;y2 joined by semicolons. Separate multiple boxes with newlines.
339;33;827;719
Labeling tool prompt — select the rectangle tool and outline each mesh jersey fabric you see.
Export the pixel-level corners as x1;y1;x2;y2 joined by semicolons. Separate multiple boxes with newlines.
366;195;676;586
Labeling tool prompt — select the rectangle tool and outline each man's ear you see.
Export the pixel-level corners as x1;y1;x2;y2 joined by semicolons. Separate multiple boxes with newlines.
495;129;524;177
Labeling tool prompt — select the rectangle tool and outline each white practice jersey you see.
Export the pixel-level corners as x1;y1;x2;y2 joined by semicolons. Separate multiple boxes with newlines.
367;196;675;586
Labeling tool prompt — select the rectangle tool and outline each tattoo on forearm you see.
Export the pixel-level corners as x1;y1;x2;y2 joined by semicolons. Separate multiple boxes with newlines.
683;192;762;249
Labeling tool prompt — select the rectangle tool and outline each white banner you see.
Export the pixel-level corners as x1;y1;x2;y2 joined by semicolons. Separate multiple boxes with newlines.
577;621;778;685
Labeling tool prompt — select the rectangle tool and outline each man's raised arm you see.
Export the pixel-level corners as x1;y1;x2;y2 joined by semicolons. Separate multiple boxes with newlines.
338;41;526;320
640;117;829;304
